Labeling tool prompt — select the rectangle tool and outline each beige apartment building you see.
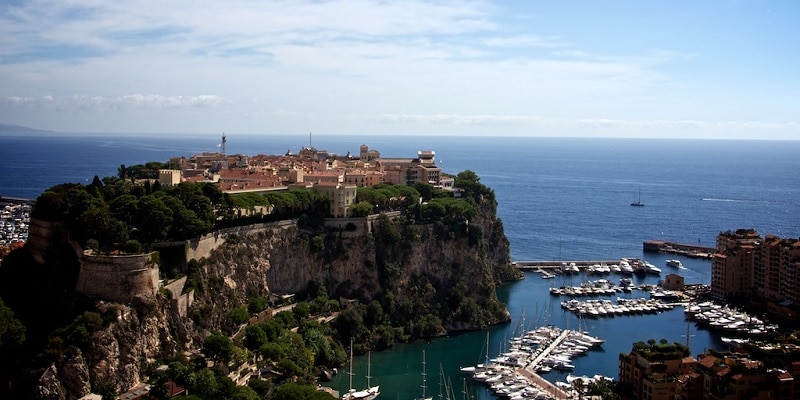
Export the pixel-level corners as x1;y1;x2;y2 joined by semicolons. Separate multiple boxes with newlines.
711;229;800;321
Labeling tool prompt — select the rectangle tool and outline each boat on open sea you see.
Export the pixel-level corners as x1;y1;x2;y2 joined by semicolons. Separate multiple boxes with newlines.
630;188;644;207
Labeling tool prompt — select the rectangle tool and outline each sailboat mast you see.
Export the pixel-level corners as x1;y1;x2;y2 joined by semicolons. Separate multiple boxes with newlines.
421;350;428;398
348;340;354;392
366;351;373;388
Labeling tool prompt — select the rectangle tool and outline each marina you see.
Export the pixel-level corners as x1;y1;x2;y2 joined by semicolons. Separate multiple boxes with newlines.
461;325;605;399
515;258;664;276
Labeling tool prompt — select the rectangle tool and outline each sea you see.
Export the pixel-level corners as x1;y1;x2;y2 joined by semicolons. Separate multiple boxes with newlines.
2;133;799;399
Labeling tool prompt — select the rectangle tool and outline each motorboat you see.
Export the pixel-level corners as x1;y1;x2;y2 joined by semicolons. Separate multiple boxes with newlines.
666;259;683;268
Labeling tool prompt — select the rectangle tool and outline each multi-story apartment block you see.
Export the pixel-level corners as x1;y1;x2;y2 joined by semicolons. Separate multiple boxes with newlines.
711;229;759;300
754;235;800;320
618;341;695;400
710;229;800;321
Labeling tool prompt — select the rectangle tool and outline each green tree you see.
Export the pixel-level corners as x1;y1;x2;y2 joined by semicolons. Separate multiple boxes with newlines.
349;201;373;217
248;297;267;315
135;195;173;243
0;298;25;385
124;239;142;254
228;307;250;325
189;368;219;398
203;332;234;365
273;382;336;400
243;325;268;352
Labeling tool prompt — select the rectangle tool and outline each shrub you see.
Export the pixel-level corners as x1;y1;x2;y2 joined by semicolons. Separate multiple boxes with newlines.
123;239;142;254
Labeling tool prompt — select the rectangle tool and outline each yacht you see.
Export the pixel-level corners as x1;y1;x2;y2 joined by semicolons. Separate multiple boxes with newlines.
666;259;683;268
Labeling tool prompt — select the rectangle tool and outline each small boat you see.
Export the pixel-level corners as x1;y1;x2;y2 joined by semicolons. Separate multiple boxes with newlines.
539;270;556;279
666;259;683;268
644;262;661;275
630;187;644;207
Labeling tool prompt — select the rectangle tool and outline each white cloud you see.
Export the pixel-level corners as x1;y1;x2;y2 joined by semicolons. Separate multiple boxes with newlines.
0;1;797;139
2;94;226;111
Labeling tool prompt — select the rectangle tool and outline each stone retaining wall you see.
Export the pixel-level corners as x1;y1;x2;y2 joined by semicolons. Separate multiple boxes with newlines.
75;252;160;304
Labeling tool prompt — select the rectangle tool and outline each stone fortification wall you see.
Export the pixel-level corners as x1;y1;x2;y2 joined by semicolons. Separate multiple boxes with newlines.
186;220;296;261
75;253;159;304
163;277;193;318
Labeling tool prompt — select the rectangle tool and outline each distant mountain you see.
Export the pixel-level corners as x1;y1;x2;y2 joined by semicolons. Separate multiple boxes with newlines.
0;123;53;133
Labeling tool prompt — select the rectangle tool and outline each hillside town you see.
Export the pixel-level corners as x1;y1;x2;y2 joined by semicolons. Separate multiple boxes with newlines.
158;137;452;218
0;197;30;260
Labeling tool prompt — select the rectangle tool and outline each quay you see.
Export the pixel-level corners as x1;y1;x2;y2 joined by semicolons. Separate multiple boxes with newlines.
513;260;622;270
643;240;714;258
519;329;572;399
0;196;33;205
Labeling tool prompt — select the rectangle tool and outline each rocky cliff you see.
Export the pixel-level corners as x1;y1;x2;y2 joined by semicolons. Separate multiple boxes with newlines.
191;193;519;335
19;191;518;399
33;300;182;400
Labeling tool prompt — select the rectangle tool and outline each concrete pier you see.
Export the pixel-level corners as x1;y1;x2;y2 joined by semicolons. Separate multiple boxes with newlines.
513;260;623;270
517;329;572;399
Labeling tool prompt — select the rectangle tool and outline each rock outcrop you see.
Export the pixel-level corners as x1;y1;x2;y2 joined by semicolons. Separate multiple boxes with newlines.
191;194;518;335
24;189;518;399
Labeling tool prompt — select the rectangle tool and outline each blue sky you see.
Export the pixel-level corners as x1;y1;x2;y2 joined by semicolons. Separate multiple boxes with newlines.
1;0;798;139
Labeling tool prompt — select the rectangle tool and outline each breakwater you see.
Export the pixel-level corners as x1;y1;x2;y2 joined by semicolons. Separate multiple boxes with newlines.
643;240;715;258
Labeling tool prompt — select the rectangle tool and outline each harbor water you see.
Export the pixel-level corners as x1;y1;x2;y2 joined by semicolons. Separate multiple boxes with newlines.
327;256;719;400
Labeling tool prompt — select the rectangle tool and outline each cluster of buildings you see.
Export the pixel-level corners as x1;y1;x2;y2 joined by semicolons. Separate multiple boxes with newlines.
619;339;800;400
615;229;800;399
0;198;30;260
710;229;800;322
159;139;452;218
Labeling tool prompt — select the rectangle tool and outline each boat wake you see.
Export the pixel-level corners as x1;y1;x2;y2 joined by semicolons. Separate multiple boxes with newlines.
701;198;768;203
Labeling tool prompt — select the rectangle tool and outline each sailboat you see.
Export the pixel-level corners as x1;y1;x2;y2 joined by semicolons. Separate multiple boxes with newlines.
630;187;644;207
414;351;433;400
343;341;380;400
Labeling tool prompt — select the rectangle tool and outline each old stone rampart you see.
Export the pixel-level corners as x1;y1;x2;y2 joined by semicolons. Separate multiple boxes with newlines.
186;220;297;261
75;252;159;304
163;277;193;318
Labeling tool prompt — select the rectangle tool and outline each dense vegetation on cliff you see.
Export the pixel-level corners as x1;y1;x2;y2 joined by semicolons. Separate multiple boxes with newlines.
0;163;518;399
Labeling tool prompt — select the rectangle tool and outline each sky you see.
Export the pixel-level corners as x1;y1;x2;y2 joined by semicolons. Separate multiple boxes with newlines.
1;0;798;139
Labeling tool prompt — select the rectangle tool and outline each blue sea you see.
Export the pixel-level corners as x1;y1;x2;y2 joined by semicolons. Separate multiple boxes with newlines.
2;133;799;397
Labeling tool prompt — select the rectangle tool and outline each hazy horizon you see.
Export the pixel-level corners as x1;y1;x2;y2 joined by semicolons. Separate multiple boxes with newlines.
2;1;798;140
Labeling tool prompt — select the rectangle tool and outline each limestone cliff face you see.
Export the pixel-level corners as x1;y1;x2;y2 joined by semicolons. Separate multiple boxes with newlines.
192;195;519;334
25;193;517;398
34;300;182;400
